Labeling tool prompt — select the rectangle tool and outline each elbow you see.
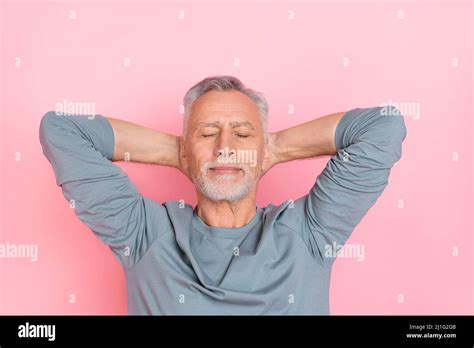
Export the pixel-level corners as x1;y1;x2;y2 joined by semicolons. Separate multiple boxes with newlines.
382;106;407;143
375;106;407;164
39;111;59;142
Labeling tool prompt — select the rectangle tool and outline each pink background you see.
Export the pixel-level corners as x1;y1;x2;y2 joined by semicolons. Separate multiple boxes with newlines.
0;0;472;314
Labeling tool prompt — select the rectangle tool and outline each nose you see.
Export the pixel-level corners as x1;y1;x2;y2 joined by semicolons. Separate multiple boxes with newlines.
213;131;236;158
214;147;236;158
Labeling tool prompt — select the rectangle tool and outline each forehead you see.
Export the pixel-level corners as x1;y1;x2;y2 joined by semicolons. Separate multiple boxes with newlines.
190;90;260;126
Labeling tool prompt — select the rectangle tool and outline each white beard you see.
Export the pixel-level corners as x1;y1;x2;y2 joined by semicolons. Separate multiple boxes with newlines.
193;162;258;202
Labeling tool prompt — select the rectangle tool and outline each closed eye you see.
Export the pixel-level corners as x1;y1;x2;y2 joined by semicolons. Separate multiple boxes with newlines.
236;134;249;138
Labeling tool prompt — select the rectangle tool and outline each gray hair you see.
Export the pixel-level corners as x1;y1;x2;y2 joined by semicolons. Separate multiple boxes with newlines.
182;76;269;141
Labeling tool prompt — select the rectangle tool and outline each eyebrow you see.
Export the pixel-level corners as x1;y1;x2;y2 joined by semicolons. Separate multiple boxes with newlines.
195;121;255;130
195;121;221;129
229;121;255;130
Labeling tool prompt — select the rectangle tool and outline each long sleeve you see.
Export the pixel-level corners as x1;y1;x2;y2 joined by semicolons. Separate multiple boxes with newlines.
39;111;170;268
287;106;407;266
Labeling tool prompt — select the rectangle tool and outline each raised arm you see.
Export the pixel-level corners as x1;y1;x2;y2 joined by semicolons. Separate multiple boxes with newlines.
39;112;174;268
106;117;190;179
106;117;178;163
273;106;407;266
261;111;344;177
271;111;345;162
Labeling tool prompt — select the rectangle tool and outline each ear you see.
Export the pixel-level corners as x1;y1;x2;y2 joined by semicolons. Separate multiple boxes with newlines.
260;141;271;176
178;136;191;179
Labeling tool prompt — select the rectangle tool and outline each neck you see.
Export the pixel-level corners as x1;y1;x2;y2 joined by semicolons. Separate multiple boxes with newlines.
195;190;258;228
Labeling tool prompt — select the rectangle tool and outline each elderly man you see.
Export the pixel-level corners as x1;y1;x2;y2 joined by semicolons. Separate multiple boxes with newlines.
39;76;406;315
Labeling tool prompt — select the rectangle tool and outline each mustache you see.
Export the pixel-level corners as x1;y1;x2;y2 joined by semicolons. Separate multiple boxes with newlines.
201;162;250;173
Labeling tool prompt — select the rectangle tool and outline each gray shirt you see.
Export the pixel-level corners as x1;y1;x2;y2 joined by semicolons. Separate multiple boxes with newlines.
39;106;406;315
